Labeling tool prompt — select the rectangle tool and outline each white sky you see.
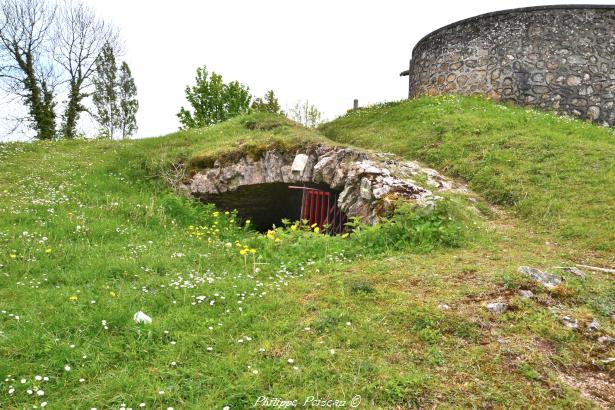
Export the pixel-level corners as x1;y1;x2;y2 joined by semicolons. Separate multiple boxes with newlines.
2;0;614;141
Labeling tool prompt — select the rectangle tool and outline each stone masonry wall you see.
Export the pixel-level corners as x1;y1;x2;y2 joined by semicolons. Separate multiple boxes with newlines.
408;6;615;126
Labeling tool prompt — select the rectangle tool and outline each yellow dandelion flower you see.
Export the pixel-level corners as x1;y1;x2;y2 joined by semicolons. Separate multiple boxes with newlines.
9;254;17;259
313;227;320;234
245;219;251;225
249;248;256;254
69;295;78;301
45;248;52;254
290;225;297;231
310;223;317;228
109;291;116;297
341;233;350;239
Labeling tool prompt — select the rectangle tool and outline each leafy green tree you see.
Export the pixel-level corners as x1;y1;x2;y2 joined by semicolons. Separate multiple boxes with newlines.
92;45;138;139
92;42;118;138
252;90;282;114
177;65;251;129
118;62;138;139
289;100;322;128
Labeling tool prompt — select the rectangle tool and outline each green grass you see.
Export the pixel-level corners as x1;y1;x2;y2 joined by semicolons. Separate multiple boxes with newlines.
0;107;613;409
320;95;615;254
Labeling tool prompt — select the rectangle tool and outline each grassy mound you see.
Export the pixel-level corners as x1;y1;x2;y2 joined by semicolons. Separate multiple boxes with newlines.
0;107;613;408
124;112;330;175
320;95;615;253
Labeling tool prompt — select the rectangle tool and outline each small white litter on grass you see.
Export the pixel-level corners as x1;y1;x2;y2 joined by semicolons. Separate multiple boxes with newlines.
133;311;152;324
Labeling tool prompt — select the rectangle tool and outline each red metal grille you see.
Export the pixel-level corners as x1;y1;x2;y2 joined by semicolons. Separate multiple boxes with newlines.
289;186;346;234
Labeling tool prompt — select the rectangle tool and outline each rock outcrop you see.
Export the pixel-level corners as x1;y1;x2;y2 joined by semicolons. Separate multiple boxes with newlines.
187;144;465;224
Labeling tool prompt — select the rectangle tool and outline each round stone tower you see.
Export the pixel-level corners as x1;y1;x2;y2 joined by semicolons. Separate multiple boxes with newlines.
405;5;615;125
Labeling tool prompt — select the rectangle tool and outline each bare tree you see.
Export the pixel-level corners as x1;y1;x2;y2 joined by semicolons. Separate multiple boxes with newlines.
0;0;124;140
288;100;322;128
54;0;118;138
0;0;57;139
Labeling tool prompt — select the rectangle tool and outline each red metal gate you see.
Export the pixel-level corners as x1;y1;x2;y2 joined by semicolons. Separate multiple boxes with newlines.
289;186;346;234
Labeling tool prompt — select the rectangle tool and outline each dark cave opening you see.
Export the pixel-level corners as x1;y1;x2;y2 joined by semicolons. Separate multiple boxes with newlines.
198;182;344;233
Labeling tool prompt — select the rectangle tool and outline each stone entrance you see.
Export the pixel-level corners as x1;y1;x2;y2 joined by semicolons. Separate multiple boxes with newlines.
186;144;465;230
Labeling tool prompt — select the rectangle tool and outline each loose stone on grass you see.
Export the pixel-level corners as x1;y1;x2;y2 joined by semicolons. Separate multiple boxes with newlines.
560;316;579;329
486;302;508;315
518;289;534;299
587;319;600;332
518;266;563;288
563;266;586;279
597;336;615;346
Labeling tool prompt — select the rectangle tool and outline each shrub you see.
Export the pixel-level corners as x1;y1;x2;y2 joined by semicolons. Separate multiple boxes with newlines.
349;200;464;253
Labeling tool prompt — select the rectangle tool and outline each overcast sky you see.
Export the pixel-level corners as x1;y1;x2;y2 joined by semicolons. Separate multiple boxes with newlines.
2;0;614;141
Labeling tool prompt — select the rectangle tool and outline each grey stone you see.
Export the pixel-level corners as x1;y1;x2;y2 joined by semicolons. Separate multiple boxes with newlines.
518;266;563;288
598;335;615;345
519;289;534;299
486;302;508;315
291;154;308;173
567;55;588;65
563;266;586;279
312;156;336;184
587;319;600;332
578;85;594;96
560;316;579;329
587;106;601;120
359;177;373;200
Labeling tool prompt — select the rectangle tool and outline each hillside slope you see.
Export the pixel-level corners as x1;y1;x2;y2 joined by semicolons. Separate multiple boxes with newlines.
321;95;615;255
0;110;613;408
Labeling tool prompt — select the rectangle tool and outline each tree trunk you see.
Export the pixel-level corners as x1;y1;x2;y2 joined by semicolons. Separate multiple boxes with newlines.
62;83;81;139
17;49;56;139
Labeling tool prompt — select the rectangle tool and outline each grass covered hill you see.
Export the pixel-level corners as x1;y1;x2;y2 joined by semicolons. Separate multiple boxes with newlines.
0;101;614;409
321;95;615;255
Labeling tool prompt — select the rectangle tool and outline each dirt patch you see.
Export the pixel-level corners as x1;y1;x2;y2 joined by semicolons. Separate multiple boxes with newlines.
559;366;615;408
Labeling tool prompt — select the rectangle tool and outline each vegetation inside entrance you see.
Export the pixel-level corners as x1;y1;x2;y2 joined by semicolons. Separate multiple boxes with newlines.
195;182;346;233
